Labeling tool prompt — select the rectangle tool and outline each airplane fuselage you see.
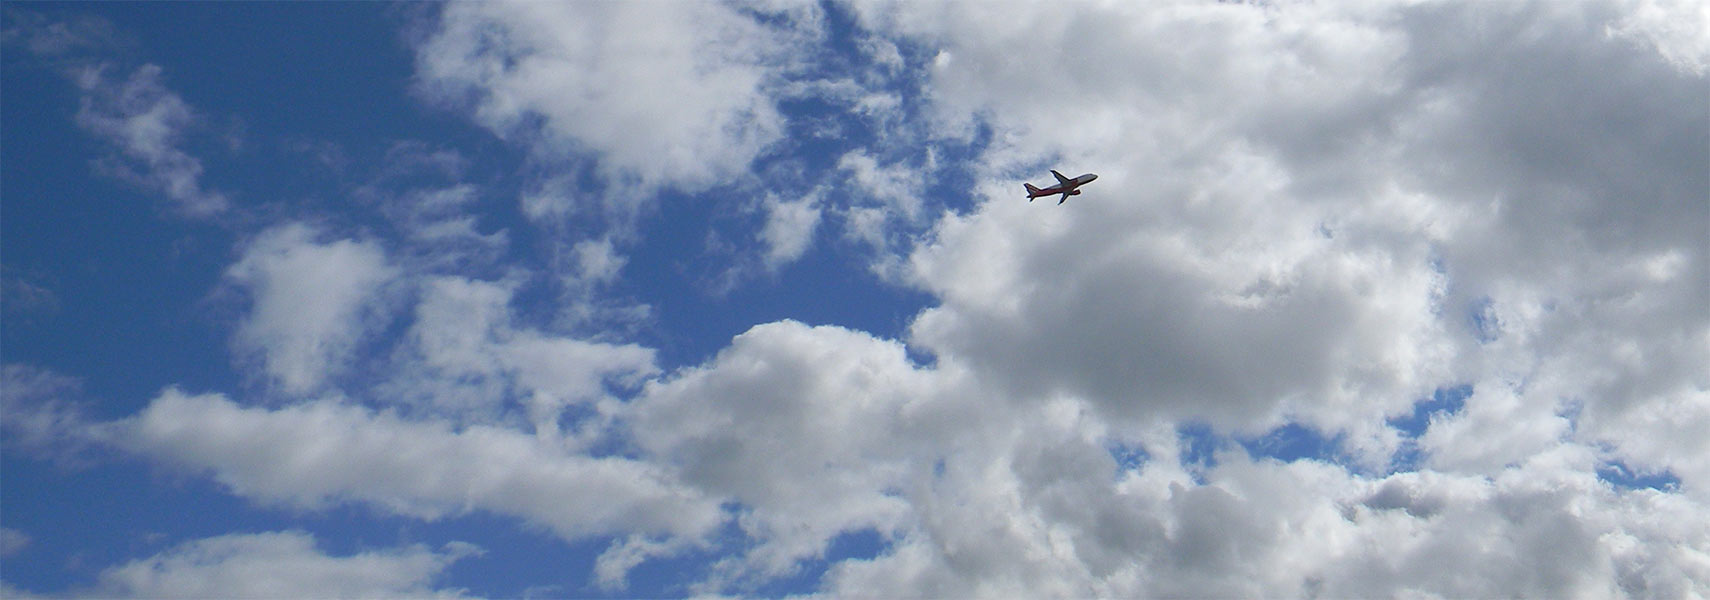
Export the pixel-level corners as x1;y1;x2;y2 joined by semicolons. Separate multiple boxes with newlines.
1025;171;1098;204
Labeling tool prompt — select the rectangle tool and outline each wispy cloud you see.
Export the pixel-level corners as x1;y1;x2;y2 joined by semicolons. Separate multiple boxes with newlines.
74;63;229;218
92;531;477;599
6;10;229;218
0;364;102;466
115;389;720;542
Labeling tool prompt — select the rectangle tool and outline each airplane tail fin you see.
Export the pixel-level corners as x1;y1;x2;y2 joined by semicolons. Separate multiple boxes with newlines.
1024;183;1041;198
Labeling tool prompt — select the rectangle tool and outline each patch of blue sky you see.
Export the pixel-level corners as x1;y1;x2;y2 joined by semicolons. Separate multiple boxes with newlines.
0;453;592;599
611;514;842;598
419;515;619;599
196;505;606;600
1166;387;1478;477
604;549;711;598
906;148;994;222
1385;384;1473;473
1108;441;1151;477
1597;460;1681;493
0;140;238;412
750;528;890;597
768;5;896;168
611;184;936;371
1237;422;1344;464
0;455;312;593
609;6;972;371
1177;422;1221;484
795;1;993;209
1390;384;1473;438
1177;420;1344;477
77;3;433;146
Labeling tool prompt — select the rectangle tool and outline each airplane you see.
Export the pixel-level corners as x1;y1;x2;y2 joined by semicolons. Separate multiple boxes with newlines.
1024;170;1098;204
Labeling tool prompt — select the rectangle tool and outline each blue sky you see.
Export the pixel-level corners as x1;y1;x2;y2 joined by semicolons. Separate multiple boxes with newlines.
4;1;1707;597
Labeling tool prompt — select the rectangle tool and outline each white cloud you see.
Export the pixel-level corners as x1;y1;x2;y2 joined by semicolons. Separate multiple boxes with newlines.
758;191;822;269
1419;381;1575;474
383;275;658;433
74;63;227;217
571;237;625;284
819;428;1710;598
605;314;1709;597
116;388;721;542
837;149;923;221
626;320;964;585
1606;0;1710;74
834;149;943;278
412;2;815;195
93;531;476;599
226;223;399;395
810;0;1705;594
906;159;1455;445
849;0;1704;458
593;535;692;592
502;330;655;435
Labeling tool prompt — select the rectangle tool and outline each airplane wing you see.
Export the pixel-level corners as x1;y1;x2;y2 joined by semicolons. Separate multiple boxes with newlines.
1059;191;1071;204
1051;170;1072;185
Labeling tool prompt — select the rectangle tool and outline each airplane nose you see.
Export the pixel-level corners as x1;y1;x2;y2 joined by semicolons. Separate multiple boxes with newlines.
1085;173;1098;181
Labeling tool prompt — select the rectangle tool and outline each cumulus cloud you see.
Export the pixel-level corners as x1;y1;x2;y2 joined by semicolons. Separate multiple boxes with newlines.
862;1;1459;441
383;275;658;433
226;223;399;395
815;0;1705;593
412;2;813;195
907;162;1454;443
626;321;965;584
822;439;1710;598
616;322;1708;597
854;0;1706;459
92;530;476;599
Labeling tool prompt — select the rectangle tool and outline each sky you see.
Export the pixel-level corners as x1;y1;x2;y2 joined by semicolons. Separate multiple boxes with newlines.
1;0;1706;597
